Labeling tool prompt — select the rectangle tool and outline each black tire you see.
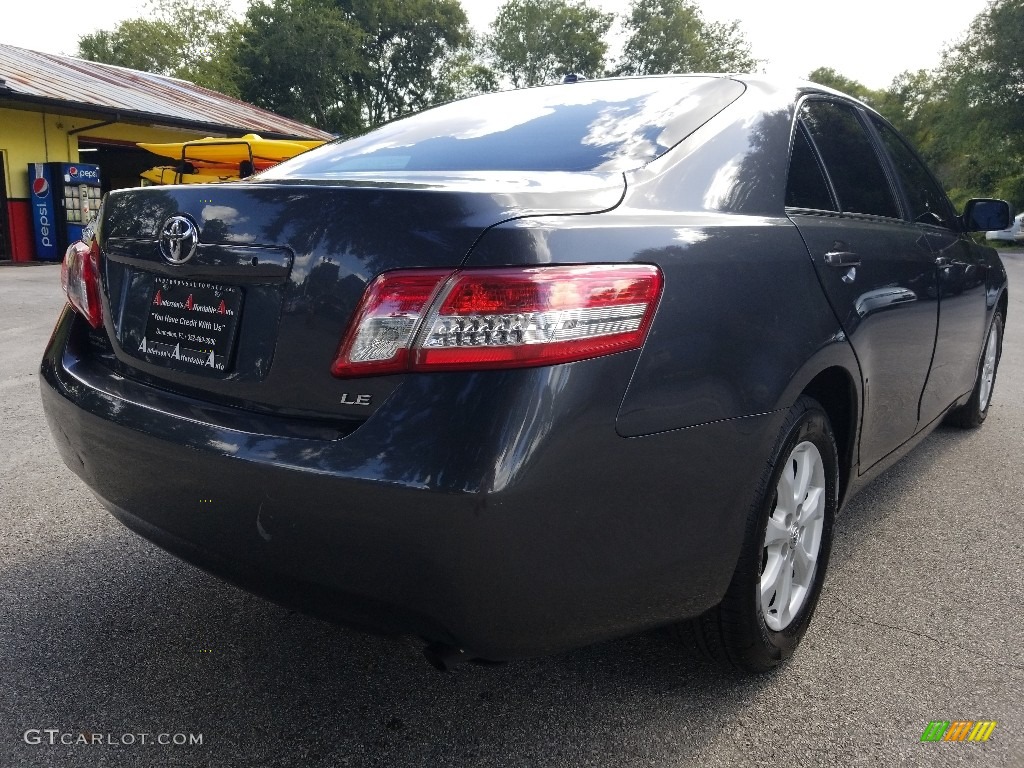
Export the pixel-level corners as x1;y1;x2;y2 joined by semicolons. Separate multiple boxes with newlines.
946;311;1004;429
669;395;839;672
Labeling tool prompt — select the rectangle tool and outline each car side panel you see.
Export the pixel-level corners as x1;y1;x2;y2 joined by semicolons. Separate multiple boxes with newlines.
463;212;846;435
791;214;939;470
918;230;1003;424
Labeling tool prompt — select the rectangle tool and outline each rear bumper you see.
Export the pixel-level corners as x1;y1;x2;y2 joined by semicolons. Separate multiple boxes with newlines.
40;308;783;659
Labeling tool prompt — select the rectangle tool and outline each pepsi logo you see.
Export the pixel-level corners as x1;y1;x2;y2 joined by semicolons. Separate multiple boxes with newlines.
32;177;49;197
69;166;78;176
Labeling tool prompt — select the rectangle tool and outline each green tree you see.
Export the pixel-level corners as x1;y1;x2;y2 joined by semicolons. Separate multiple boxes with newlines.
805;67;882;105
235;0;472;133
933;0;1024;208
235;0;364;134
487;0;613;87
875;69;939;133
940;0;1024;124
854;0;1024;211
339;0;473;126
872;69;953;189
77;0;242;96
433;33;501;103
617;0;757;75
78;22;179;75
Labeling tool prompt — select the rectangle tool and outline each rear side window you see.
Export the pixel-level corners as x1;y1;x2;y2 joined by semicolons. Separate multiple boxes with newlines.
869;115;957;228
786;124;836;211
262;77;745;176
799;101;900;219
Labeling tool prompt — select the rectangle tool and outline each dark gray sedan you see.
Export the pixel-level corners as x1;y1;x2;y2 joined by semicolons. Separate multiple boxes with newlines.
42;75;1008;673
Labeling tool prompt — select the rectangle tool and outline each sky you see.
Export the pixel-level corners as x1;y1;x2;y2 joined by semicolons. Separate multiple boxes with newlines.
0;0;993;90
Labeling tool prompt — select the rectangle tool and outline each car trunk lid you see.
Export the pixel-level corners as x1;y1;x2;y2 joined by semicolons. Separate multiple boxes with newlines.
96;173;624;421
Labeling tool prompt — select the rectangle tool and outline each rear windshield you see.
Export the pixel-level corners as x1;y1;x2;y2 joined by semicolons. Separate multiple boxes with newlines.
263;77;744;177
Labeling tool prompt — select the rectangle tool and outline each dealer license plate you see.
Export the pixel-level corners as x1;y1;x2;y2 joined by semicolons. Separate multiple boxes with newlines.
135;277;243;375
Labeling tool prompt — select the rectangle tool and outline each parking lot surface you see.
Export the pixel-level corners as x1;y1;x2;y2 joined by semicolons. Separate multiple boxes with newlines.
2;258;1022;767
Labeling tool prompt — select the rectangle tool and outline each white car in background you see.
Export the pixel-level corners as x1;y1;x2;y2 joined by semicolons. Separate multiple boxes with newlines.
986;211;1024;242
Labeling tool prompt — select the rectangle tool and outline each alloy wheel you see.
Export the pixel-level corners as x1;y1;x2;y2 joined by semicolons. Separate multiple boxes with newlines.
760;440;826;631
978;322;999;413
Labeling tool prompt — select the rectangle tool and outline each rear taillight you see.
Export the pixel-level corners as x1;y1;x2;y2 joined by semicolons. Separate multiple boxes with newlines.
61;239;103;329
331;264;663;377
330;269;453;377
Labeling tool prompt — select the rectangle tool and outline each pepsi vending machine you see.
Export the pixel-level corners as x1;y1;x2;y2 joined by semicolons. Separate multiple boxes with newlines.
28;162;102;261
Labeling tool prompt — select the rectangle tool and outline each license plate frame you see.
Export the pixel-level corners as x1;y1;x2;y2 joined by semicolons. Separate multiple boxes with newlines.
132;277;243;376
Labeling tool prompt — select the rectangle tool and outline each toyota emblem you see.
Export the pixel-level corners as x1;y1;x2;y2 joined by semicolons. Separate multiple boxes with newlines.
159;215;199;265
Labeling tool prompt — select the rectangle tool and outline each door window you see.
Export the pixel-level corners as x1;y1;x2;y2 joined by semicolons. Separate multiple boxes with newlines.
786;124;837;211
868;115;957;228
799;101;900;219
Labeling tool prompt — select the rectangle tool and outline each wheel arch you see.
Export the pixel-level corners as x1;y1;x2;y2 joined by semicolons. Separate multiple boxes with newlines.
773;339;862;508
800;366;858;506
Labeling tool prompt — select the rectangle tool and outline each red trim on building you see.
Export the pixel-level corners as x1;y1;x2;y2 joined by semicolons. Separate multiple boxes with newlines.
7;200;35;262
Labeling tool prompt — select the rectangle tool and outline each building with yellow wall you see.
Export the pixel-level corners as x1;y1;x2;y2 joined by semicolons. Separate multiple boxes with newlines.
0;43;330;262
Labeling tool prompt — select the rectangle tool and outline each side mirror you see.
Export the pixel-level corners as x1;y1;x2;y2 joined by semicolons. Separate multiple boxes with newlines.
962;198;1011;232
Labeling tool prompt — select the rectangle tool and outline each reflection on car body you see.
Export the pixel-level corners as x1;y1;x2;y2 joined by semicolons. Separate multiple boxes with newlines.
854;286;917;317
985;211;1024;242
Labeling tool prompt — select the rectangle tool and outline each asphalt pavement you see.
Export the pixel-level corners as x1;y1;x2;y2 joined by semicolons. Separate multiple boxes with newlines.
1;258;1021;768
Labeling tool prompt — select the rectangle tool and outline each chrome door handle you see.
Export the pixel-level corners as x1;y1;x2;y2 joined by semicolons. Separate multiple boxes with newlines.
824;251;861;267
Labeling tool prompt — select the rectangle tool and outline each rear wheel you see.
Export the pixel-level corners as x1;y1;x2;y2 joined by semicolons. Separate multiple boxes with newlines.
946;312;1003;428
670;395;839;672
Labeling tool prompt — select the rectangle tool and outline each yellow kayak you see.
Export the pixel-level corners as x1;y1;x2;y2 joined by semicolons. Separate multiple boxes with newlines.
137;133;325;166
141;166;240;185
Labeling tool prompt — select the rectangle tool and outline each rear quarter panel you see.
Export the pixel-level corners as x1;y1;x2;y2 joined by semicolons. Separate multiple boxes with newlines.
464;209;846;436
